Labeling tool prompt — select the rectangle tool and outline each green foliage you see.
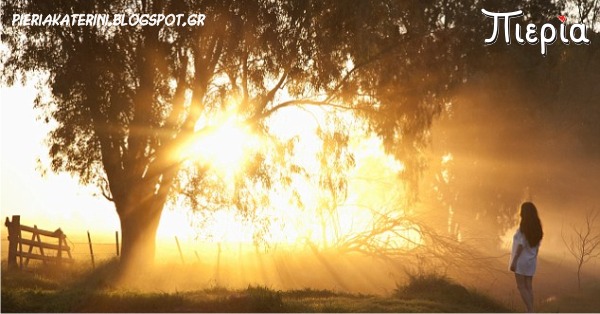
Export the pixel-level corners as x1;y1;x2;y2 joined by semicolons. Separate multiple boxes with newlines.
228;285;284;312
398;272;468;301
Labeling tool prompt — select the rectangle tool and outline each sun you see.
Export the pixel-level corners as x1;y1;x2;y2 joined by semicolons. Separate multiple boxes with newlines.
183;116;260;178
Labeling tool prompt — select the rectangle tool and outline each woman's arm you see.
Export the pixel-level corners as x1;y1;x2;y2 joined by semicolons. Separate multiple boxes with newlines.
510;244;523;272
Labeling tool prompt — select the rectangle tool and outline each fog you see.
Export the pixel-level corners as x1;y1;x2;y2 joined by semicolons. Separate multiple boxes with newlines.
122;70;600;307
416;71;600;302
424;72;600;251
3;48;599;313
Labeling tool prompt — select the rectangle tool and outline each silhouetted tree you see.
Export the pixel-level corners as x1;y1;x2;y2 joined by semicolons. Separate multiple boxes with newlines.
558;0;600;26
424;1;600;245
2;0;512;272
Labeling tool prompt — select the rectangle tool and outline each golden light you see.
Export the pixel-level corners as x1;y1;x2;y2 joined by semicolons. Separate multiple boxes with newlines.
200;209;255;243
184;116;260;180
170;105;423;252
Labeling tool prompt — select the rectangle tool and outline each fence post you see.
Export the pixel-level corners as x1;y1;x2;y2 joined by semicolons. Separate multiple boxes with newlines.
115;231;120;257
57;229;64;266
25;225;41;267
62;234;73;260
5;215;21;270
87;231;95;269
175;236;184;264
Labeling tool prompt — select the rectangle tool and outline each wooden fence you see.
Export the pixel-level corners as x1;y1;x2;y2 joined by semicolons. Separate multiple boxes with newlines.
4;215;73;270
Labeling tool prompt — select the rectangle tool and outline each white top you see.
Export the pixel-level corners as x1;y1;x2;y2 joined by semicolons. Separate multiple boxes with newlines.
509;229;540;276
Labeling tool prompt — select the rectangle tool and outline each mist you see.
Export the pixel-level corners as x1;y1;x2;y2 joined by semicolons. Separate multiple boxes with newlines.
3;2;600;312
129;53;600;306
415;61;600;302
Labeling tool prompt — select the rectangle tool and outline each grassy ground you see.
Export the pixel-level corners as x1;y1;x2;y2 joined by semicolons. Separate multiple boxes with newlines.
537;281;600;313
2;260;511;313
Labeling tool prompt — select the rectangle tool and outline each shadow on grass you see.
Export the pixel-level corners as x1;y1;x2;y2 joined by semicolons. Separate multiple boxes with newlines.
1;258;122;312
2;259;285;312
72;285;283;313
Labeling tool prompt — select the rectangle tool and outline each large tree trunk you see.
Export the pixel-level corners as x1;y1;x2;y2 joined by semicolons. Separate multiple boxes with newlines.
116;186;166;278
119;208;162;272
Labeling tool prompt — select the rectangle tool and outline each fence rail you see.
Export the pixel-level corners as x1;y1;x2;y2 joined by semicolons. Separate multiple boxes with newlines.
2;216;204;270
4;215;73;270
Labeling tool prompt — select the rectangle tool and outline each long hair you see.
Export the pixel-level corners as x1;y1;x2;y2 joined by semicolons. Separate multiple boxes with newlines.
519;202;543;247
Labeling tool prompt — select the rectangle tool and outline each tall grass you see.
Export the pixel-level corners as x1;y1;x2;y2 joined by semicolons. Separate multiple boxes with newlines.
395;272;510;313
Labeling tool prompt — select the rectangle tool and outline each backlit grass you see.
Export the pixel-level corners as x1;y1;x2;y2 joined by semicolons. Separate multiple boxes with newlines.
1;260;513;313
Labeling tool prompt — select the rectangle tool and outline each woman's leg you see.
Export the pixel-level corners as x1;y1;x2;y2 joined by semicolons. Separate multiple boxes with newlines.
524;275;534;312
515;274;534;312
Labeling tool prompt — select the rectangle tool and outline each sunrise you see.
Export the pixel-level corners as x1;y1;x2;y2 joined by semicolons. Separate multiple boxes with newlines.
2;1;600;313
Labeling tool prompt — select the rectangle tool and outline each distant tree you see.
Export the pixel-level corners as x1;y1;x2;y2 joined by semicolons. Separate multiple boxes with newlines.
562;209;600;290
558;0;600;26
424;3;600;245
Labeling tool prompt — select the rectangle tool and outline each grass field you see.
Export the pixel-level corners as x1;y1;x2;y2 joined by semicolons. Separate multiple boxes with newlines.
1;259;511;313
4;258;600;312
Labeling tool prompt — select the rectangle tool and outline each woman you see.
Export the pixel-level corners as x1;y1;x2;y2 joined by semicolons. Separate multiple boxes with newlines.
509;202;543;313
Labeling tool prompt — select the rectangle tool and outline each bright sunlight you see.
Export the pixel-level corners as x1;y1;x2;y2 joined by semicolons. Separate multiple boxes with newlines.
185;117;260;179
169;104;421;251
179;105;260;181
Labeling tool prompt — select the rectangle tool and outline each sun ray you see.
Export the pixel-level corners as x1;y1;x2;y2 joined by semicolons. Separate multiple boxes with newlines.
169;105;423;251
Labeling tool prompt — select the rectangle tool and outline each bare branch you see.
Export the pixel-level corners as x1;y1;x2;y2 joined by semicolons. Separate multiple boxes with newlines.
100;176;114;202
561;208;600;290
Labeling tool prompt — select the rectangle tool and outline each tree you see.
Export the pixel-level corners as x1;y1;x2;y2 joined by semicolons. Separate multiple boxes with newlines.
420;2;600;247
558;0;600;26
2;0;486;273
562;209;600;290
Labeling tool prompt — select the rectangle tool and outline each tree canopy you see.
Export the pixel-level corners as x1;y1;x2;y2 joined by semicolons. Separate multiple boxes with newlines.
5;0;597;271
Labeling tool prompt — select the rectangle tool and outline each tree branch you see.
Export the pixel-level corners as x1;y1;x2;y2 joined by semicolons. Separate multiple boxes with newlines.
166;49;190;130
251;99;374;123
256;69;289;110
100;176;114;202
